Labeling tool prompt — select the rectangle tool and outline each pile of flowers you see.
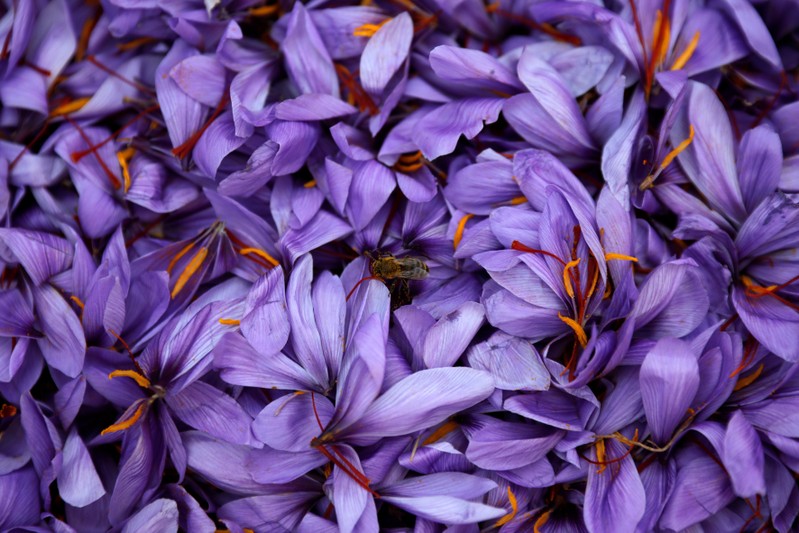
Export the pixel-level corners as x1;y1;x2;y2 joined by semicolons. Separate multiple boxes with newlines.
1;0;798;531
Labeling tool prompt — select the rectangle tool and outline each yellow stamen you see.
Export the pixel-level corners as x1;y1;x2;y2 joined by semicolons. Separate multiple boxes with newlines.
50;97;91;117
239;247;280;267
171;247;208;299
167;242;196;274
108;369;151;389
533;510;552;533
303;180;317;188
595;438;607;474
605;253;639;263
670;31;700;71
453;213;474;249
70;295;85;309
558;313;588;348
563;259;581;299
741;275;778;296
101;402;146;435
219;318;241;326
117;147;135;193
353;20;389;37
640;125;695;190
422;420;459;446
394;161;425;173
734;363;764;391
493;486;519;527
249;4;279;16
586;260;601;299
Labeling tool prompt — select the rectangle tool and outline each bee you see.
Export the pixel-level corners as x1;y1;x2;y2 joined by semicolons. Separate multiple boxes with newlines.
347;252;430;309
368;252;430;281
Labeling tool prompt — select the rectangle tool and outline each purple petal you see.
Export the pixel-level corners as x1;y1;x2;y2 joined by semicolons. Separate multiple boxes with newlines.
169;54;226;108
274;94;357;121
504;389;595;431
722;411;765;498
360;12;412;95
121;499;178;533
194;111;247;178
156;40;206;150
57;429;105;508
428;46;523;93
344;368;494;441
584;438;645;533
732;285;799;363
0;467;40;529
241;267;290;355
716;0;782;69
252;394;333;453
332;445;371;533
467;332;550;392
167;381;256;446
33;284;85;378
464;417;562;470
217;484;319;532
247;447;328;484
214;332;313;391
282;3;338;97
416;98;504;160
286;254;329;388
737;125;782;213
423;302;484;369
183;431;269;494
0;229;71;286
280;210;352;264
379;495;504;525
640;338;700;444
346;159;395;230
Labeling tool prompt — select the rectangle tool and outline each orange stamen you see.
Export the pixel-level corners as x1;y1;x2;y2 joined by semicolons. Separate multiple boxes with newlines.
605;253;638;263
533;510;552;532
116;147;135;193
76;9;101;61
353;19;390;37
239;247;279;267
108;369;151;389
453;213;474;249
303;180;317;188
422;420;459;445
101;402;146;435
172;93;230;160
562;259;581;299
50;97;91;117
167;242;196;274
116;37;158;51
670;31;700;71
249;3;279;16
640;125;695;190
0;404;18;418
734;363;764;391
171;247;208;299
218;318;241;326
494;486;519;527
70;295;85;309
511;240;568;267
645;0;672;98
558;313;588;347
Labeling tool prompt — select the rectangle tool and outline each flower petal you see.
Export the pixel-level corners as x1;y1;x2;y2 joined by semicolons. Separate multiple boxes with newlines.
121;498;179;533
584;438;645;533
282;3;338;97
360;12;413;95
640;338;700;444
423;302;484;369
722;411;765;498
416;98;504;160
167;381;256;447
58;428;105;508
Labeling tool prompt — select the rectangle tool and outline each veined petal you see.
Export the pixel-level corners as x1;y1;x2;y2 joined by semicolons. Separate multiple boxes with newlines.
183;431;269;495
467;332;550;392
640;338;700;444
737;125;782;213
344;368;494;441
360;12;413;96
332;445;371;533
58;428;105;508
252;394;333;452
428;46;523;93
282;3;338;97
380;495;504;525
167;381;256;447
423;302;484;369
121;499;179;533
722;411;765;498
584;438;646;533
416;98;504;160
241;267;290;355
0;229;72;286
274;94;357;121
33;284;85;378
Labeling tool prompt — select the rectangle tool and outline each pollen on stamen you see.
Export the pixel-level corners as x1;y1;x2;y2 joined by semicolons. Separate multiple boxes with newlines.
733;363;764;391
558;313;588;348
303;180;317;188
218;318;241;326
70;295;85;309
101;402;147;435
171;247;209;299
605;253;639;263
453;213;474;249
533;509;552;533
